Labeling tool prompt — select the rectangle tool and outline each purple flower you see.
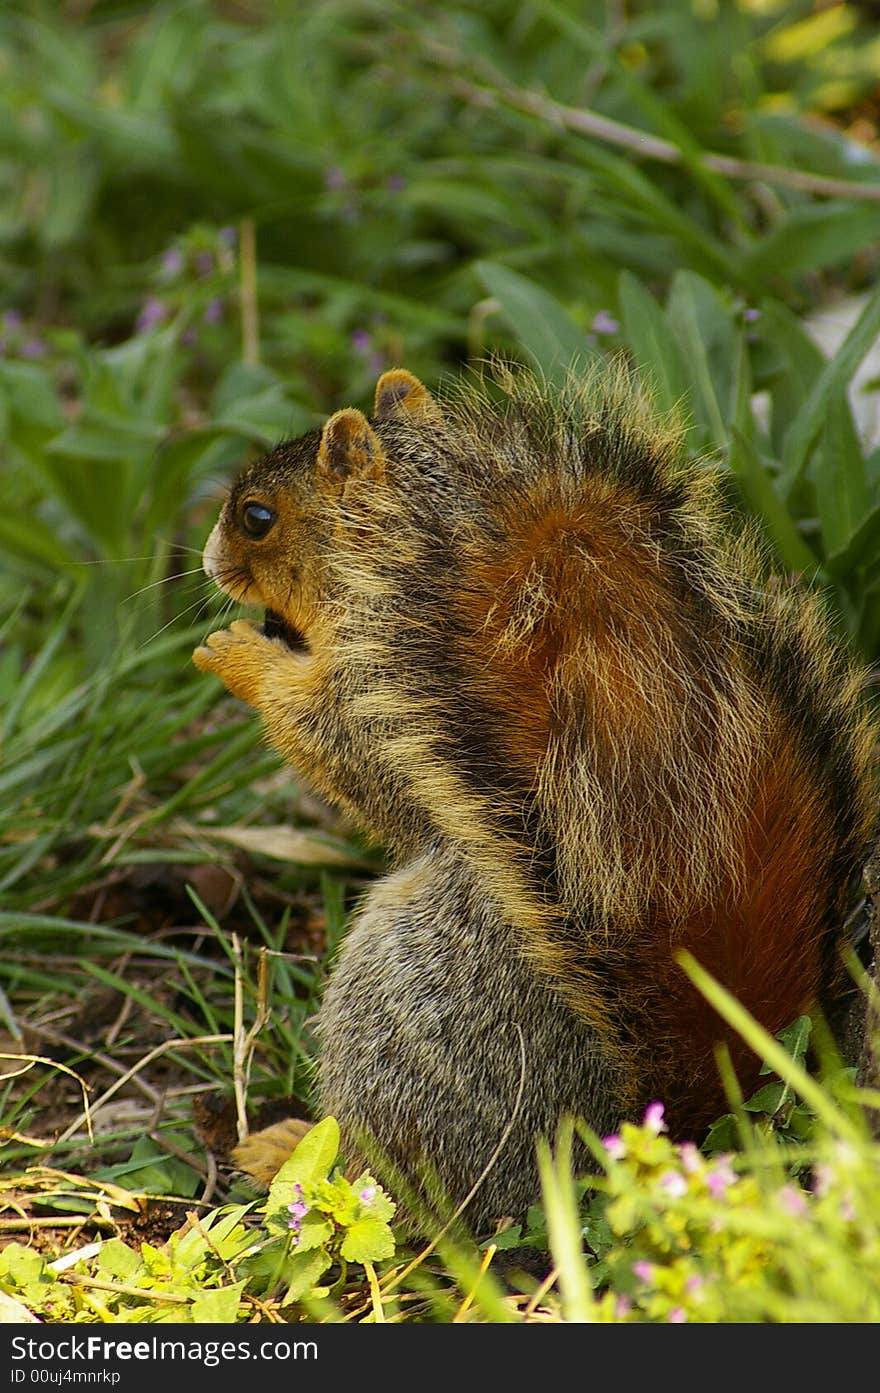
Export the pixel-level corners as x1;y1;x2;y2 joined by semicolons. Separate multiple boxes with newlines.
3;310;22;331
324;165;348;191
20;336;46;359
643;1101;667;1134
136;296;167;334
160;247;184;279
778;1184;807;1217
659;1170;688;1198
359;1185;377;1206
219;226;237;247
706;1157;737;1197
203;297;224;324
743;307;760;323
287;1182;309;1241
632;1260;654;1283
679;1143;701;1174
591;309;619;336
386;174;406;192
351;328;372;355
195;250;214;277
602;1133;626;1160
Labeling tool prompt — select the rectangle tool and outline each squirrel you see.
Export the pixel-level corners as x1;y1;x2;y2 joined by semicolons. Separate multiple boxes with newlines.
193;363;877;1234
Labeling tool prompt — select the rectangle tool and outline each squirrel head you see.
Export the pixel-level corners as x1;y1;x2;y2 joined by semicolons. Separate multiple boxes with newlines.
202;369;438;651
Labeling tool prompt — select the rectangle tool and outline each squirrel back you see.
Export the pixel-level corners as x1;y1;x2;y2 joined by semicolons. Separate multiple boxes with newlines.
196;364;877;1218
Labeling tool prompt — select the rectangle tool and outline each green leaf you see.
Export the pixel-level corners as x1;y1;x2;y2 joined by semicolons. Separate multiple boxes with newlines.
350;1174;396;1224
280;1248;331;1305
96;1239;142;1281
826;499;880;578
815;389;870;558
190;1282;245;1323
618;271;690;419
742;1080;787;1114
743;204;880;281
269;1116;340;1195
475;260;594;386
728;427;816;574
339;1216;396;1264
0;513;75;571
0;362;65;431
46;413;163;460
666;271;738;448
727;340;817;574
774;1015;813;1068
288;1212;334;1254
781;280;880;494
754;300;826;455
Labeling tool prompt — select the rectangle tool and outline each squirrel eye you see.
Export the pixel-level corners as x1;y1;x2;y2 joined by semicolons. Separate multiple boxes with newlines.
241;501;276;539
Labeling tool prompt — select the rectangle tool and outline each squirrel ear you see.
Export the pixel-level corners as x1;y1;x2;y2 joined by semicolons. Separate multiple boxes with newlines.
317;408;385;488
373;369;439;422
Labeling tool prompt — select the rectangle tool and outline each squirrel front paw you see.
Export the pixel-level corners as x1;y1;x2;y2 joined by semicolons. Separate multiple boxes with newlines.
193;618;284;707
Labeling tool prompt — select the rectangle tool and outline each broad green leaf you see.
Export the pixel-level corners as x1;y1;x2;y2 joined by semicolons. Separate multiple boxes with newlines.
728;428;817;575
212;362;286;415
666;271;738;448
0;362;65;431
340;1216;396;1264
781;280;880;494
190;1282;245;1324
213;389;310;446
475;261;594;386
46;412;163;459
268;1115;340;1195
743;204;880;281
742;1080;787;1114
618;271;690;419
815;389;870;557
96;1239;142;1281
753;300;826;454
287;1212;333;1254
280;1248;330;1305
0;514;75;571
774;1016;813;1068
827;500;880;578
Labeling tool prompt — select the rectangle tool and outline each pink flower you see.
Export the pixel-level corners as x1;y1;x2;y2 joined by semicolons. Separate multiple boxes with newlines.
160;247;184;279
668;1307;687;1323
287;1182;309;1242
706;1158;737;1197
359;1185;377;1206
136;296;167;334
632;1261;654;1283
778;1184;807;1217
643;1101;667;1134
591;310;619;336
679;1143;701;1174
602;1133;626;1160
659;1169;688;1198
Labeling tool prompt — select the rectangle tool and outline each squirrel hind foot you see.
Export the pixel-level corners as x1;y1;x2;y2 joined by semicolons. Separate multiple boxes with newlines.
231;1116;313;1188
